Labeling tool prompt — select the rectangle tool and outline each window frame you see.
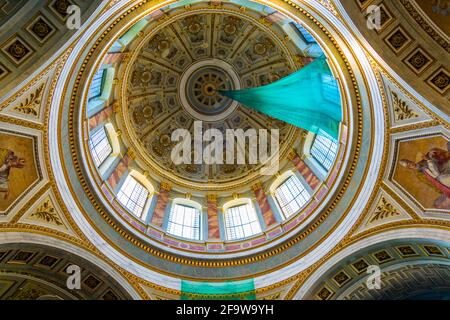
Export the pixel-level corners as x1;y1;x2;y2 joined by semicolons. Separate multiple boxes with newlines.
116;174;150;219
321;73;340;104
89;69;106;100
166;201;202;241
88;126;113;168
223;200;262;241
310;129;338;172
274;174;311;220
292;22;316;44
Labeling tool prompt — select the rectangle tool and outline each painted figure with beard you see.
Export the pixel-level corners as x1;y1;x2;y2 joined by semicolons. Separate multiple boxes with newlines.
400;142;450;209
0;149;26;200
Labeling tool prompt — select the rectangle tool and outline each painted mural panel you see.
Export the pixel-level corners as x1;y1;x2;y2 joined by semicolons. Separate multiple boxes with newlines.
415;0;450;36
0;131;39;213
393;135;450;210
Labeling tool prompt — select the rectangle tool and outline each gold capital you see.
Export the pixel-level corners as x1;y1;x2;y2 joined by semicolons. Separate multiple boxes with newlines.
160;182;172;191
127;148;136;160
287;149;298;161
112;101;120;113
251;182;262;191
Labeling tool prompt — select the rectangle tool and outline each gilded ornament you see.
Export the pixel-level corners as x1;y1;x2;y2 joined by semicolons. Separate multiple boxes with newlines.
13;83;45;116
391;92;418;121
369;197;400;223
31;200;63;226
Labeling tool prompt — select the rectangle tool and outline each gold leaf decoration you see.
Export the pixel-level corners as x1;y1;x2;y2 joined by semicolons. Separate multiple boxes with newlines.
13;83;45;116
31;199;63;226
391;91;418;121
369;197;400;223
261;292;282;300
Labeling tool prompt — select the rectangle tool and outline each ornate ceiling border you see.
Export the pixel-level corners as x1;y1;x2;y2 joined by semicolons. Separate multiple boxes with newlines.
290;229;450;299
0;232;142;299
400;0;449;53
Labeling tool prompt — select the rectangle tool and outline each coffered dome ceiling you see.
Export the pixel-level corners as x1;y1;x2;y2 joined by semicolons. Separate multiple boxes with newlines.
119;6;305;189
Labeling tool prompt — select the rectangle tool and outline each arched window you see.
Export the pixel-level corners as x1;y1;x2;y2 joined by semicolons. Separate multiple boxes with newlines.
87;68;116;117
292;22;316;44
223;200;262;241
89;126;112;167
310;129;338;171
274;174;310;219
89;69;105;100
166;201;201;241
117;174;149;218
321;74;340;104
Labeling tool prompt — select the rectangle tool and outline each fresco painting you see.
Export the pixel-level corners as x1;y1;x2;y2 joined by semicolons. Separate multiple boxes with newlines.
416;0;450;35
394;135;450;210
0;132;39;213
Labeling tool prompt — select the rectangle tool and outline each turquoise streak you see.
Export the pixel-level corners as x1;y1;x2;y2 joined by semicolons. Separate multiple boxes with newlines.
220;57;342;139
181;279;256;300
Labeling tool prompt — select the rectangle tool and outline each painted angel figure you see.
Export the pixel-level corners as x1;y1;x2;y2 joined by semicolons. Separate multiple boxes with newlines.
400;142;450;209
0;148;26;200
432;0;450;16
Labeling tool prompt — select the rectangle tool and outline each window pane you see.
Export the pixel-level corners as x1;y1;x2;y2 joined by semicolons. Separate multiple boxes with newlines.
224;203;262;241
167;203;201;241
292;22;316;44
117;175;149;218
275;175;311;219
89;69;105;99
89;126;112;167
321;74;340;104
311;129;338;171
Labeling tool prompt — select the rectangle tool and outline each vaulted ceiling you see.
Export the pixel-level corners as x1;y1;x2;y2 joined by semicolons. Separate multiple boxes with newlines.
0;0;448;300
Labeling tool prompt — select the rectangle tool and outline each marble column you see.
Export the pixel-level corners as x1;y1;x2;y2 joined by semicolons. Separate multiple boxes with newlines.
288;149;320;191
206;194;220;240
106;152;131;191
252;182;277;228
88;104;114;130
103;52;125;65
150;182;171;228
